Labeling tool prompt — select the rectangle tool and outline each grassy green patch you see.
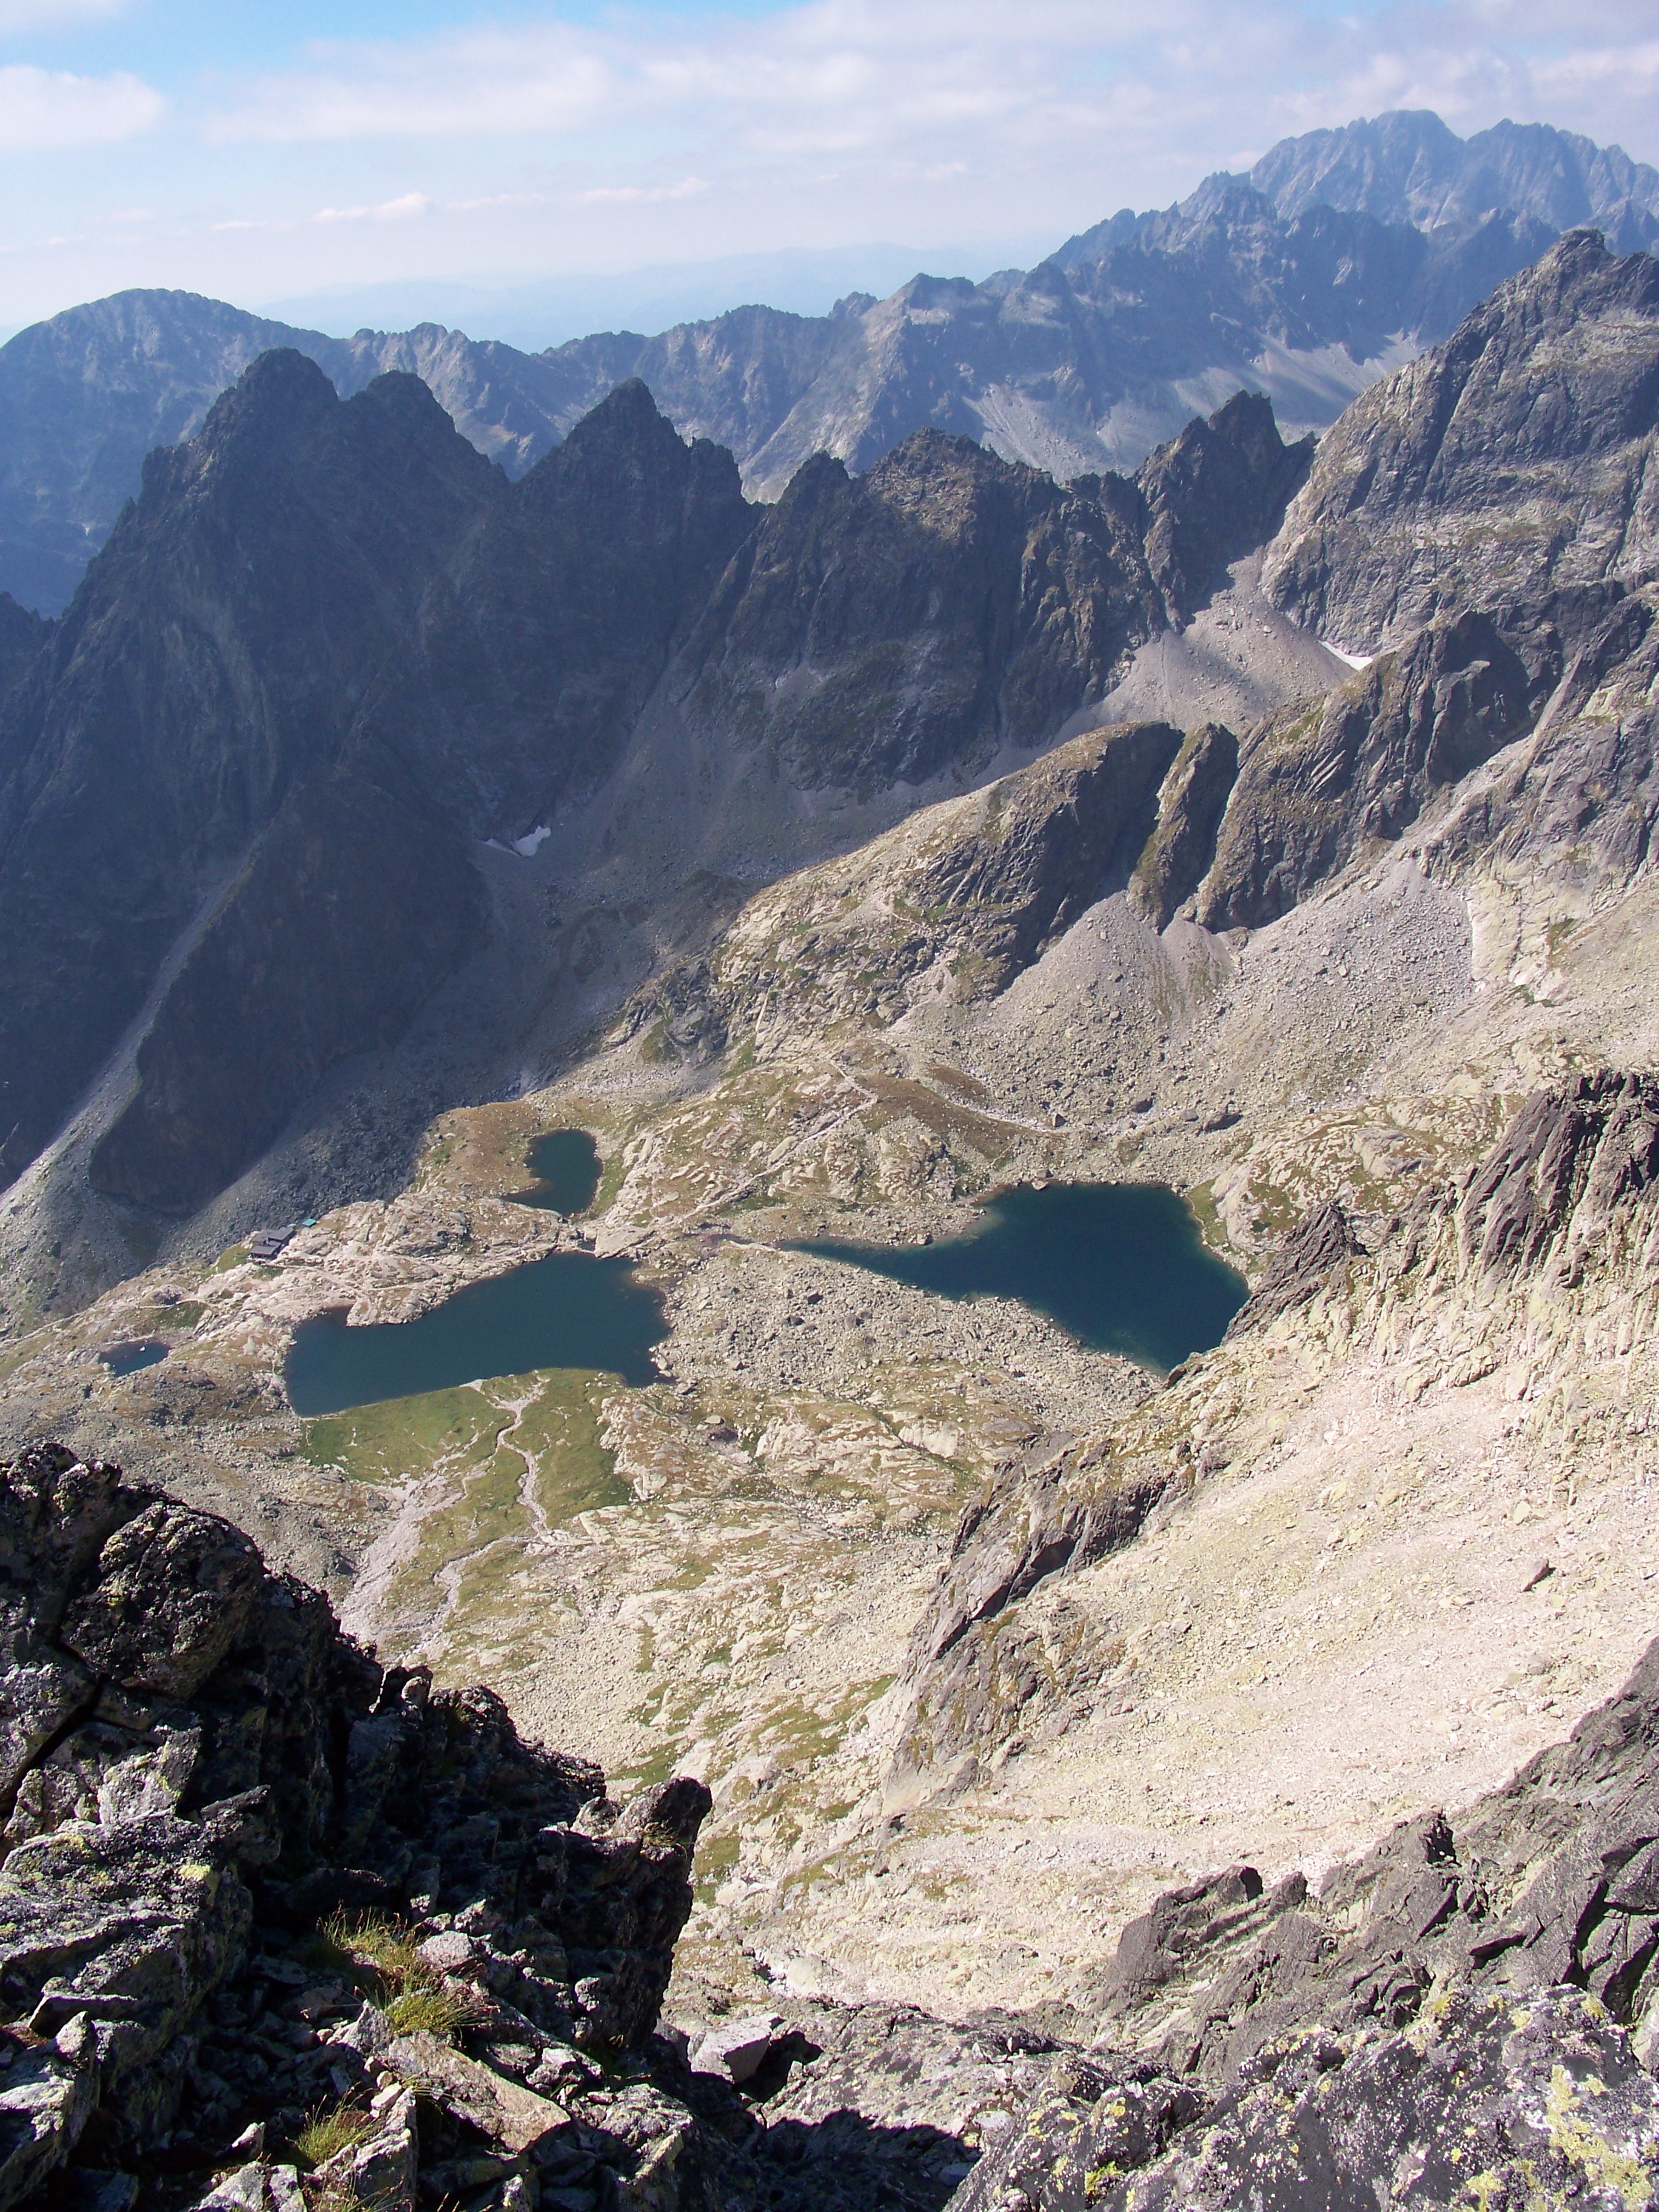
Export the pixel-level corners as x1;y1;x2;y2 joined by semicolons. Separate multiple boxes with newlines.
302;1386;506;1485
385;1982;485;2036
301;1910;485;2043
129;1301;206;1336
1184;1181;1231;1257
695;1833;740;1896
337;1370;629;1653
294;2105;373;2171
593;1149;630;1214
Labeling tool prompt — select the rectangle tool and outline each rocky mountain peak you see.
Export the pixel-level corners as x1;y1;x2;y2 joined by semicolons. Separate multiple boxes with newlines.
1136;390;1313;626
1263;226;1659;651
518;371;749;558
1248;108;1659;244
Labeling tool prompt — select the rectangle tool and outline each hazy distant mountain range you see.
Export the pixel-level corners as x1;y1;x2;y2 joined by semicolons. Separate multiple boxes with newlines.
1;107;1655;615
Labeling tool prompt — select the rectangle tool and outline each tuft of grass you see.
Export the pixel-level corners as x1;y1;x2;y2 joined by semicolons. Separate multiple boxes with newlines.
319;1910;427;1989
302;1909;486;2045
294;2103;374;2171
302;2182;361;2212
385;1982;486;2036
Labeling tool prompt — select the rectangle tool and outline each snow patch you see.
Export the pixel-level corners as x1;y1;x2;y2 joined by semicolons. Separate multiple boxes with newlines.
1322;642;1375;672
512;824;551;857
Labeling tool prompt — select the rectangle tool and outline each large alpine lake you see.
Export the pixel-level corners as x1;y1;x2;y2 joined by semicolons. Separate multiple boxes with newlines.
284;1250;668;1416
284;1179;1245;1416
797;1181;1247;1374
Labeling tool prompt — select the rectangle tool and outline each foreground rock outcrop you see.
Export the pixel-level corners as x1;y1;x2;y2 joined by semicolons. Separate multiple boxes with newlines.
0;1439;717;2208
959;1632;1659;2208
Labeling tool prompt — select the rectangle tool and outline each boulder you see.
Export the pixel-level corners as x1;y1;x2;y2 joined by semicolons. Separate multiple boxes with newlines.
689;2012;785;2087
385;2029;569;2155
59;1502;264;1700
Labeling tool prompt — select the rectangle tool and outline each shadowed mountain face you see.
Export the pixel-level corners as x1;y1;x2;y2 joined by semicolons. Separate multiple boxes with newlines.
0;359;1309;1216
1;216;1655;1235
0;290;614;615
0;361;752;1212
0;112;1646;617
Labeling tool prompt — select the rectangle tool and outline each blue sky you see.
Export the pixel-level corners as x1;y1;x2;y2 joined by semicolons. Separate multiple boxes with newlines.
0;0;1654;336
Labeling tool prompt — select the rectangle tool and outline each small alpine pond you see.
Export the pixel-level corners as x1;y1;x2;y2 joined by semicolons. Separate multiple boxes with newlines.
794;1181;1247;1375
509;1130;602;1215
99;1339;170;1378
285;1250;667;1416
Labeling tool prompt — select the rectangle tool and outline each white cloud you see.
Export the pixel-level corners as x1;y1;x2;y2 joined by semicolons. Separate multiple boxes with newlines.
574;176;709;206
0;63;161;147
207;28;617;144
193;0;1659;200
315;190;434;224
3;0;1657;337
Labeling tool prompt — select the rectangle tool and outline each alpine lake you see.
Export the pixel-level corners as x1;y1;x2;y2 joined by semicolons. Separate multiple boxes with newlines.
797;1181;1247;1376
285;1147;1245;1417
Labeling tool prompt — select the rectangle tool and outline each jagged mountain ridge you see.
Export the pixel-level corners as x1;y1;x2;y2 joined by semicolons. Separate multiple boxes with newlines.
0;290;603;616
1;224;1651;1281
1263;227;1659;652
1248;108;1659;242
1;109;1648;615
0;360;1306;1230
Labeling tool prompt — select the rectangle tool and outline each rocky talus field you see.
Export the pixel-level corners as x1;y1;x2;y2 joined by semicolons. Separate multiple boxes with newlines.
1;224;1659;2207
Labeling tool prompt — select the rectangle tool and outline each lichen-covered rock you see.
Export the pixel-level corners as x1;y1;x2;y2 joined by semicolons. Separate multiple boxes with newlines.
958;1988;1659;2211
0;1442;711;2211
956;1634;1659;2208
1114;1988;1659;2212
0;2032;97;2208
60;1501;265;1699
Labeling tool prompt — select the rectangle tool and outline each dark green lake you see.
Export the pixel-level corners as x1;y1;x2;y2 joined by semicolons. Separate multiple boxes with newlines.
510;1130;602;1215
100;1338;169;1378
796;1182;1247;1374
284;1251;667;1416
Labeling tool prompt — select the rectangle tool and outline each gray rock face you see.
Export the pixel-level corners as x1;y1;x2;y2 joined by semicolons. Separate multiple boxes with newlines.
1247;109;1659;245
1127;722;1239;929
0;1438;722;2210
1432;585;1659;891
958;1629;1659;2210
679;434;1164;793
1225;1201;1364;1336
621;715;1195;1062
1136;393;1313;628
0;362;748;1210
1448;1070;1659;1283
965;1988;1659;2212
1198;611;1533;928
1262;230;1659;651
889;1436;1176;1793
